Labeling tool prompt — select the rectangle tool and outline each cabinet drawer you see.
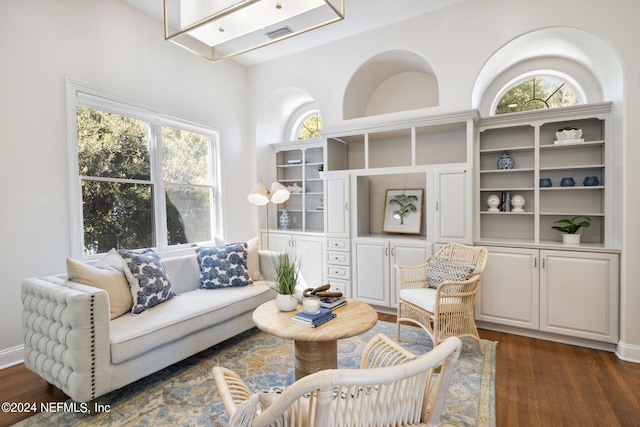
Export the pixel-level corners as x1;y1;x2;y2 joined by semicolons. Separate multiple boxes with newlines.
326;238;350;251
326;279;350;298
326;251;350;265
326;265;351;279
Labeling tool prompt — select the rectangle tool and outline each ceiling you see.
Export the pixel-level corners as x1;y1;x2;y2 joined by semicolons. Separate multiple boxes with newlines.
122;0;466;66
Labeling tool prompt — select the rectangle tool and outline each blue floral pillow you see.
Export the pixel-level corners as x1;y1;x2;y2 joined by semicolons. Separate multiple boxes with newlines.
119;249;176;315
196;243;253;289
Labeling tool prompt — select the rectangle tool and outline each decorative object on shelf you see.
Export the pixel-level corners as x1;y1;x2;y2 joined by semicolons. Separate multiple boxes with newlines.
316;198;324;210
163;0;346;63
286;182;303;193
279;209;291;229
382;188;424;234
511;194;525;212
266;252;301;311
560;177;575;187
287;159;302;165
504;192;511;212
583;176;600;186
500;192;507;211
497;151;514;170
555;127;584;144
552;215;591;244
486;194;501;212
247;180;291;249
317;163;324;172
540;178;553;187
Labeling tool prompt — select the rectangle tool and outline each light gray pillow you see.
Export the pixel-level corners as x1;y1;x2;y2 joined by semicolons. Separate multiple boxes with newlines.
427;257;476;289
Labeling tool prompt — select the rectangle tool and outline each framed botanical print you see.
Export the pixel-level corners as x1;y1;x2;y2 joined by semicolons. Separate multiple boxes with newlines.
382;188;424;234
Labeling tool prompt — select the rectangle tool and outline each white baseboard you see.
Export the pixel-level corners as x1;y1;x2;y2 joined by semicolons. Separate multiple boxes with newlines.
616;340;640;363
0;345;24;370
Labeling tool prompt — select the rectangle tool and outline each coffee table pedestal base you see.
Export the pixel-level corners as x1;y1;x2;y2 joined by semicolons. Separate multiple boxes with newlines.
294;340;337;380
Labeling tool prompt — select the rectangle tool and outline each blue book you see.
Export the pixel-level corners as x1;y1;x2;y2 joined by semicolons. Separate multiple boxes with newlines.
292;312;336;328
293;307;332;323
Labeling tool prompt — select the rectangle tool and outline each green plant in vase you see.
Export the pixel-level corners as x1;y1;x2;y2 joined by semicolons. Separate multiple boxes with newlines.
266;252;301;311
552;215;591;244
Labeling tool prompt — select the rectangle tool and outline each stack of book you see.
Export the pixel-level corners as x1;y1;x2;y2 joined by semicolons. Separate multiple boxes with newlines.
292;307;336;328
320;296;347;310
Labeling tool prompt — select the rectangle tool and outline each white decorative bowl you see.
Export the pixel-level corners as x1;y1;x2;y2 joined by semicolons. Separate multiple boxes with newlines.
556;129;582;140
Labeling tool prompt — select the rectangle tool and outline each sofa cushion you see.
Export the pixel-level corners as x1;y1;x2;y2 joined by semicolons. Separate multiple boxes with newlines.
426;258;476;289
196;243;253;289
119;249;177;315
109;283;273;363
66;253;132;319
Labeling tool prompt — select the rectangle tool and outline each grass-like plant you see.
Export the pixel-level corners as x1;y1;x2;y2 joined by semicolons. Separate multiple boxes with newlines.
552;215;591;234
267;252;300;295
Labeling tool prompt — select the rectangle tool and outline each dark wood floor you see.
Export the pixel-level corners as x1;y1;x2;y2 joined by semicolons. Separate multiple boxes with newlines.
2;314;639;427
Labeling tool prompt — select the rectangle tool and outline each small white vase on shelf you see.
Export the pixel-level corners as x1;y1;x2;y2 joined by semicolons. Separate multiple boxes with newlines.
275;294;298;311
562;234;581;244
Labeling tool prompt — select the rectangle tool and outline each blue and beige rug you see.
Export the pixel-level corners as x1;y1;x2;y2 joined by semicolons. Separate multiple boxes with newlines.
16;321;496;426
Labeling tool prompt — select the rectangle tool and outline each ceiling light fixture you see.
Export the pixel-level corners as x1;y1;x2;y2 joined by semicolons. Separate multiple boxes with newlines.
164;0;345;62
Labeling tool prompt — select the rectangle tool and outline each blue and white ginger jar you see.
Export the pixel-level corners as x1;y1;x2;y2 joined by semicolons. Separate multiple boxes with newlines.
279;209;291;229
497;151;514;170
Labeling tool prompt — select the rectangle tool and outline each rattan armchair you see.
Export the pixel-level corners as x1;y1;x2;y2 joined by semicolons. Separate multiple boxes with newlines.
395;243;488;353
212;333;462;427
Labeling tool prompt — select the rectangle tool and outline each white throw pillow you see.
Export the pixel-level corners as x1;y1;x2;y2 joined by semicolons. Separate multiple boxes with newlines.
66;249;133;319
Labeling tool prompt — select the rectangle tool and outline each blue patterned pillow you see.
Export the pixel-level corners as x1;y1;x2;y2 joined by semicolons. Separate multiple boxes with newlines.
196;243;253;289
119;249;176;315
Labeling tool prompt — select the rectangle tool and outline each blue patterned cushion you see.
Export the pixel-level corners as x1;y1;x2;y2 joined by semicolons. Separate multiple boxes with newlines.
427;257;476;289
196;243;253;289
119;249;176;315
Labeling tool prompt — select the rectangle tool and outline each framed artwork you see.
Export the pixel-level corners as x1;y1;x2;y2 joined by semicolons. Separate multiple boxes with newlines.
382;188;424;234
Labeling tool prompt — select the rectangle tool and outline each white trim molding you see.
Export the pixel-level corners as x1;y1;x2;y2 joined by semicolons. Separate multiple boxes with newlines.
0;345;24;370
616;340;640;363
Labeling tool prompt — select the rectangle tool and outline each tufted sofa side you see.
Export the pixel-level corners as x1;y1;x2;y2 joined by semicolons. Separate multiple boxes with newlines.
21;276;111;402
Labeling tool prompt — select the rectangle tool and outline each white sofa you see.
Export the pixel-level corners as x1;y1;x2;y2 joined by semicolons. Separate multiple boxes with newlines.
21;249;277;402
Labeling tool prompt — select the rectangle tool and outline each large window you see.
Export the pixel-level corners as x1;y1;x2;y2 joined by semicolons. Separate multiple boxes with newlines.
494;75;580;115
69;82;219;257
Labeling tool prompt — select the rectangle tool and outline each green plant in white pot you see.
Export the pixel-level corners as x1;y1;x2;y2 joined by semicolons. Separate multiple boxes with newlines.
267;252;300;311
552;215;591;244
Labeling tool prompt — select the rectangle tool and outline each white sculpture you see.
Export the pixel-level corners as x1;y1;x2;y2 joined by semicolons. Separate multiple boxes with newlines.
486;194;500;212
511;194;525;212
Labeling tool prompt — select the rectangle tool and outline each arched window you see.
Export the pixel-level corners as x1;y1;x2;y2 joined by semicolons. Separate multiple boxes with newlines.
292;110;323;140
494;74;581;115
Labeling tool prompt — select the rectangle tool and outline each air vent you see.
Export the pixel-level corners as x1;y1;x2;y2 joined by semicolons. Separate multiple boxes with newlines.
265;26;293;40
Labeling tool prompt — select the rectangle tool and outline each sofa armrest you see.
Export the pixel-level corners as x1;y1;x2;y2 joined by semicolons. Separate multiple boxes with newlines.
21;277;111;402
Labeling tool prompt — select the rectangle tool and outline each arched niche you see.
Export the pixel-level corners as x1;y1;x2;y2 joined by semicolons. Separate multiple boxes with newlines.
343;50;439;120
472;27;622;116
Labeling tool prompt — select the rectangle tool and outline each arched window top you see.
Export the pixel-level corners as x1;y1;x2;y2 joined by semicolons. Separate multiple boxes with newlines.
493;73;583;115
292;110;323;140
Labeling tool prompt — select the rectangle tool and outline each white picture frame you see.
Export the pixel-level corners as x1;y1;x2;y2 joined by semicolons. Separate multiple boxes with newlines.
382;188;424;234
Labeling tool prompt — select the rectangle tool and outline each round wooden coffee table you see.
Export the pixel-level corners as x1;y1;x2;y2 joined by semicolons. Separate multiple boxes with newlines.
252;298;378;379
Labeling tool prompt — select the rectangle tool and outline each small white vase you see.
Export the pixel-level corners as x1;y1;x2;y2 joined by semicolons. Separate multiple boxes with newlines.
562;233;581;244
275;294;298;311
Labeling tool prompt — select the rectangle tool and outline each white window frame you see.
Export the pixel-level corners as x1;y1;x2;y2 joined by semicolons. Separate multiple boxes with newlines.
65;79;222;259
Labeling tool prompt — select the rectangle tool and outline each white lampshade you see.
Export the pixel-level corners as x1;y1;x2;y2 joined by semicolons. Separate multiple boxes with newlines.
270;181;291;204
247;181;270;206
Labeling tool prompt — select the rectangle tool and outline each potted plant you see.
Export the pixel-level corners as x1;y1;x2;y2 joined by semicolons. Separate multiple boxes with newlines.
267;252;300;311
552;215;591;244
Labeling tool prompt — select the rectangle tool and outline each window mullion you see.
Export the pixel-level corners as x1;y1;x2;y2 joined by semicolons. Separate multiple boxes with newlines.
150;123;168;251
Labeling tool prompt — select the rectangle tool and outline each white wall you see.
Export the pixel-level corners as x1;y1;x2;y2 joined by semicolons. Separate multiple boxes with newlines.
0;0;253;367
247;0;640;360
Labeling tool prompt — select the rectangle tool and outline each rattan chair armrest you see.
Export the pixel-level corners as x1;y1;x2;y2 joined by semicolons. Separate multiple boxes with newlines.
212;366;252;417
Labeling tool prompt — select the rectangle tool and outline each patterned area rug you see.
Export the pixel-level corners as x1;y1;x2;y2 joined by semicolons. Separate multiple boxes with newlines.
16;321;496;426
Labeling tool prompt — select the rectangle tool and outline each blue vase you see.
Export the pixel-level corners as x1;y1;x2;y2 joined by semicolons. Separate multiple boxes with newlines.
540;178;552;187
560;177;575;187
279;209;290;229
583;176;600;186
497;151;514;170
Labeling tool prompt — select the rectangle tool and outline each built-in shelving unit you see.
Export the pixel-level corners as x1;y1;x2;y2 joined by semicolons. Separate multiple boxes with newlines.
273;140;325;233
476;102;614;248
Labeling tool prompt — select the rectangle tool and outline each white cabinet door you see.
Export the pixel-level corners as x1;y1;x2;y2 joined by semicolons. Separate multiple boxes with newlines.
262;232;325;288
540;250;619;343
352;239;389;306
294;234;325;288
475;246;539;329
390;241;432;308
324;173;350;237
434;168;470;243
